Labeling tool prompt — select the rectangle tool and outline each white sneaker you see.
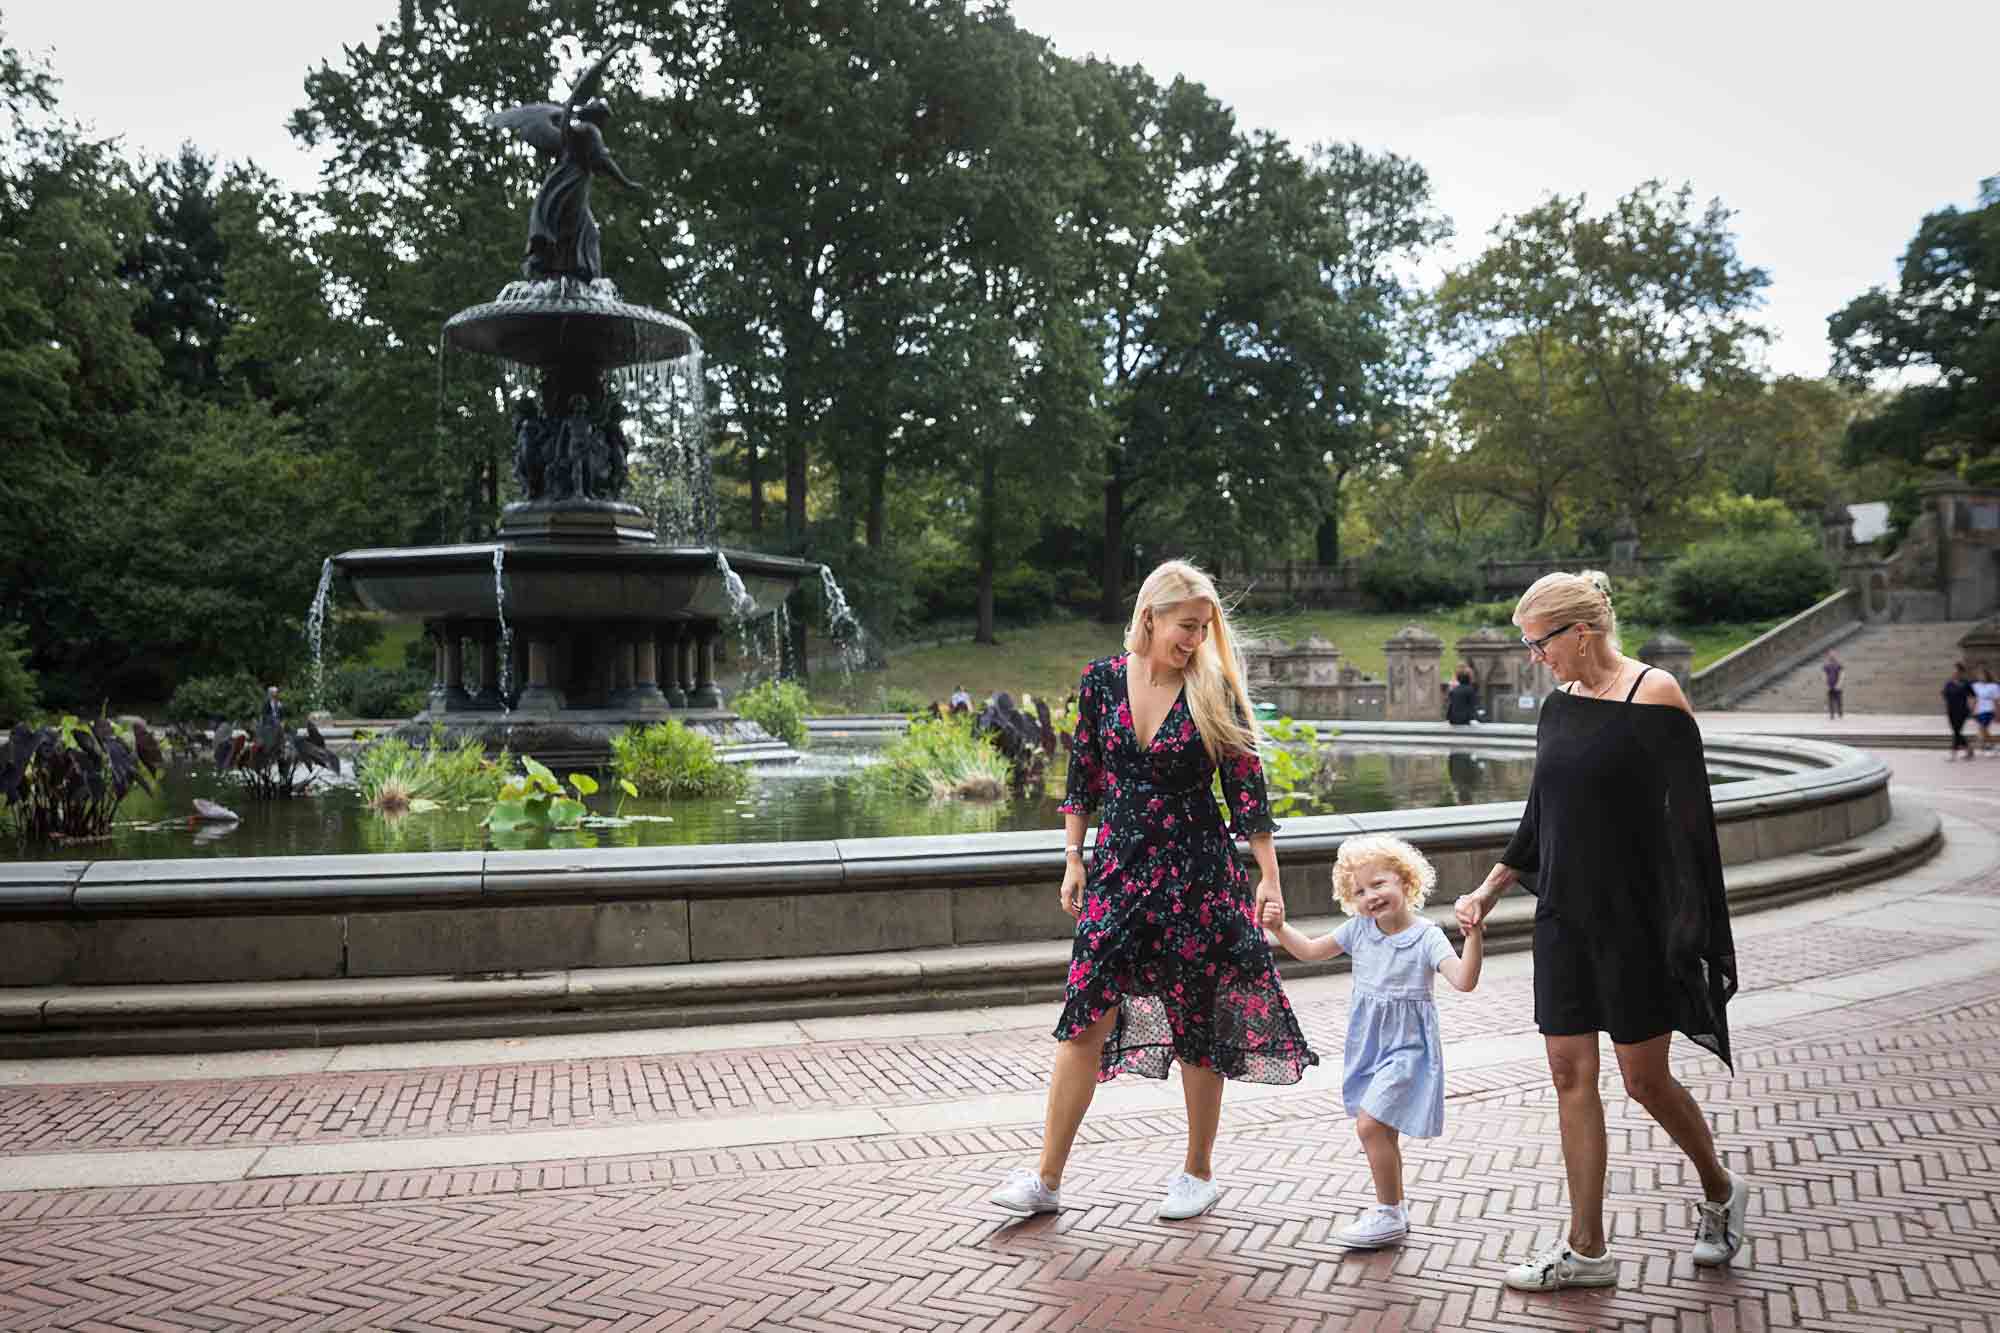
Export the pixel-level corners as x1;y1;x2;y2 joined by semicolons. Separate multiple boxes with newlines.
1503;1240;1618;1291
1156;1171;1221;1220
1335;1202;1408;1248
989;1167;1059;1216
1692;1170;1749;1266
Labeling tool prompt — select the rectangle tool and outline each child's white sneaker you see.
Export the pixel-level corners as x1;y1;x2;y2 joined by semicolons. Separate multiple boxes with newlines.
1692;1169;1749;1266
1335;1202;1408;1247
989;1167;1059;1216
1503;1240;1617;1291
1155;1171;1221;1220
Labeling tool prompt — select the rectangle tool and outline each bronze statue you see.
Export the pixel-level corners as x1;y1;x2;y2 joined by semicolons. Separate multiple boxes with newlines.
487;52;639;284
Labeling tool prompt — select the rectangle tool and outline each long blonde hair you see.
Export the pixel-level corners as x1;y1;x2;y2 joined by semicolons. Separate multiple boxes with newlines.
1513;569;1621;654
1124;559;1260;762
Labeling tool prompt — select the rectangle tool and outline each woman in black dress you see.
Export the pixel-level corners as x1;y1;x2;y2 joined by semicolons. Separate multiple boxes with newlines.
1454;570;1743;1291
991;560;1316;1222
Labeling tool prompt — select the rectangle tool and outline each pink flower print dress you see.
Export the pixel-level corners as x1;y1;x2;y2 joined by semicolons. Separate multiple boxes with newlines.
1055;655;1318;1084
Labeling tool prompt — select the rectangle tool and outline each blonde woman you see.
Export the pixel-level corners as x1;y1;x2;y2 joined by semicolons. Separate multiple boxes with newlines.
1455;570;1743;1292
991;559;1317;1223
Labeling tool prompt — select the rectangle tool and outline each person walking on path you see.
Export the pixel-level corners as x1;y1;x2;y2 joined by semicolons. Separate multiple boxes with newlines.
1944;663;1975;760
990;559;1317;1223
1453;570;1745;1292
1822;650;1844;720
1263;835;1483;1248
1445;666;1480;726
1973;664;1999;754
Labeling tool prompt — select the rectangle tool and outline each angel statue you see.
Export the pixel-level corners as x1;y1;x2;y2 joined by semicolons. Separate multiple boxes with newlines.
487;51;641;284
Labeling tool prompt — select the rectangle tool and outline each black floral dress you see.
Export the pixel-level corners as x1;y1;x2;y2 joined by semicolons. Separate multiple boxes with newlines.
1055;654;1318;1084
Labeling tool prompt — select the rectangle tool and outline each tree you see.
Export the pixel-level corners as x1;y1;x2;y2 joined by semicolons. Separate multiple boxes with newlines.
1830;176;2000;470
124;144;236;401
1437;182;1771;548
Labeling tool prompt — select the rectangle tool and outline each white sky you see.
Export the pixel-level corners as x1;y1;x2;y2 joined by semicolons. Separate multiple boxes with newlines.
11;0;1995;379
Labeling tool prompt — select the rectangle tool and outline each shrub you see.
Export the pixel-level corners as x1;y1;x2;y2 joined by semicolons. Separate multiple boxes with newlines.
1356;549;1478;611
0;624;39;727
329;664;432;718
354;729;498;811
1665;531;1836;623
611;720;750;799
1965;455;2000;488
734;678;810;747
864;713;1012;802
880;686;928;715
165;672;265;726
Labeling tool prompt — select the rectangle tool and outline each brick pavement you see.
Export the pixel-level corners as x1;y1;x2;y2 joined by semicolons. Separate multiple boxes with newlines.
1;750;1997;1331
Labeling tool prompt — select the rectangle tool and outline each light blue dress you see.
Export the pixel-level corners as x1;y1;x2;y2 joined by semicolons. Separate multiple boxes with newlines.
1337;916;1455;1138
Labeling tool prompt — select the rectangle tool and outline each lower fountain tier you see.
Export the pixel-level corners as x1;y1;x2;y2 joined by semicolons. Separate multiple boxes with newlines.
389;712;797;772
332;543;817;622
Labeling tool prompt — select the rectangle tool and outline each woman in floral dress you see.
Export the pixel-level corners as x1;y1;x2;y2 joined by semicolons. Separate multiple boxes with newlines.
991;560;1317;1223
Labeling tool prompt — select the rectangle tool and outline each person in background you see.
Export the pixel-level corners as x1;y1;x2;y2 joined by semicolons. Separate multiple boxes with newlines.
261;685;284;729
1944;663;1974;761
948;684;973;714
1445;665;1480;726
1972;663;1999;754
1822;650;1843;720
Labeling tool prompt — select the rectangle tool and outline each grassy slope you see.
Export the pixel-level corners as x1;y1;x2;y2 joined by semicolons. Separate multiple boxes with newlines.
808;609;1777;713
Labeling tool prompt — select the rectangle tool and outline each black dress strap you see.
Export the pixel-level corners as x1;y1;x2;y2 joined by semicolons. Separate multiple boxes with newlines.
1623;666;1654;704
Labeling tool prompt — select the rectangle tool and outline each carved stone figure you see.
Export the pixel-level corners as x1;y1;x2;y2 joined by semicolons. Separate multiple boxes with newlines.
486;53;641;284
510;397;549;500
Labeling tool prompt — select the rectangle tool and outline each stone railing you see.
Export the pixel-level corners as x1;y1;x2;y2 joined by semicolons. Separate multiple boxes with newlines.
1689;587;1862;710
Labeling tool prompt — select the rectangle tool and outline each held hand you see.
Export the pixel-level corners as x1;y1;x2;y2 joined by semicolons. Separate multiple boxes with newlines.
1254;880;1284;930
1453;889;1493;933
1059;859;1085;919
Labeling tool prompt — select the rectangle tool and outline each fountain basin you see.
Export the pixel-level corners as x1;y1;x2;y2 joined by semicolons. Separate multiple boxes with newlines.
443;291;694;368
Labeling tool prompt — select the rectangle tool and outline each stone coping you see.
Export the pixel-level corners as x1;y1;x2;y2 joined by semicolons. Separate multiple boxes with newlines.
0;727;1890;917
0;801;1939;1056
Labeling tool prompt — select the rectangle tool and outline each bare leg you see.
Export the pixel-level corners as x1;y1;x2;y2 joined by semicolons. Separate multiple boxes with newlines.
1180;1063;1224;1179
1614;1034;1730;1201
1034;1007;1118;1187
1356;1113;1403;1205
1545;1034;1608;1254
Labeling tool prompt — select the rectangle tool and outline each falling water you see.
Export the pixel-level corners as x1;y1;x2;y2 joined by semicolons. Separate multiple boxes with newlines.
716;550;757;620
492;546;512;710
304;558;336;712
819;564;867;682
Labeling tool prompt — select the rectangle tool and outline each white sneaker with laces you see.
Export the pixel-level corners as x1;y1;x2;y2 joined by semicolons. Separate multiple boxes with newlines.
1692;1169;1749;1266
1503;1240;1618;1291
989;1167;1059;1216
1156;1171;1221;1220
1335;1202;1409;1248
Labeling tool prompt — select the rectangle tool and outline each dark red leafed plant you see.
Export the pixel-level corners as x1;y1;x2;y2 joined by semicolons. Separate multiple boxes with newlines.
0;716;164;844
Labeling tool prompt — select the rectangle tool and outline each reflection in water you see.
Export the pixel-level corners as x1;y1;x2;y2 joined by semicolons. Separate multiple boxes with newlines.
14;740;1560;863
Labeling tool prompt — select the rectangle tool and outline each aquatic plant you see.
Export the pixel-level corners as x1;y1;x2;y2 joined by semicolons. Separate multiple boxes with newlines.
734;678;810;748
864;713;1012;802
0;715;162;844
610;720;750;800
355;728;499;812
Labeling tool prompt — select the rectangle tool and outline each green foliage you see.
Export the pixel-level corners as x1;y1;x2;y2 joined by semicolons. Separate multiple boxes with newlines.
482;754;593;833
354;729;496;812
328;664;431;718
1666;531;1836;623
0;623;40;725
1965;456;2000;488
165;672;264;726
0;714;158;844
1356;548;1479;611
1253;718;1338;813
880;686;929;715
734;678;810;748
611;721;750;801
864;713;1012;802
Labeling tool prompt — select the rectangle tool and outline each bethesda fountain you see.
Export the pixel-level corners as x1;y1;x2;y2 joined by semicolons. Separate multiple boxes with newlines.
331;53;820;767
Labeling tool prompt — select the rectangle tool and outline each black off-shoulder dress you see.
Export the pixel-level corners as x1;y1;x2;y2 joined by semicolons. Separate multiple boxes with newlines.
1055;655;1317;1084
1501;669;1737;1066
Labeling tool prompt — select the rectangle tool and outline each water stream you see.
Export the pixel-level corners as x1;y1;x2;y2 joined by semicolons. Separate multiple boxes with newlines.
304;558;336;713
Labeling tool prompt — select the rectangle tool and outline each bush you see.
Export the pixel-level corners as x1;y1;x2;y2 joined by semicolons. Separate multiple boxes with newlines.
1665;532;1836;623
0;624;39;727
879;685;928;715
1965;455;2000;488
165;672;265;726
329;664;432;718
734;678;810;747
611;720;750;799
354;729;498;811
863;713;1012;801
1356;549;1478;612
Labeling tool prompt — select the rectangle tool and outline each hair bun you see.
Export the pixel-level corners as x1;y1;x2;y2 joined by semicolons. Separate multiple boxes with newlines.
1579;568;1613;603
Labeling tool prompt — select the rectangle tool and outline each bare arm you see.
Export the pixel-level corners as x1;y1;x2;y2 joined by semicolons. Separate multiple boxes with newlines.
1266;921;1344;963
1454;862;1519;931
1438;923;1484;991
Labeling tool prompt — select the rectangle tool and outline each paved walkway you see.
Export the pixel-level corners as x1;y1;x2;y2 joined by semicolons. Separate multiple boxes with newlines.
3;751;1999;1330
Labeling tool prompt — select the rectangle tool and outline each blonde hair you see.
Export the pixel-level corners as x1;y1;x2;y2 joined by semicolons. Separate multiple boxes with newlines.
1125;559;1259;762
1331;835;1436;914
1513;569;1620;654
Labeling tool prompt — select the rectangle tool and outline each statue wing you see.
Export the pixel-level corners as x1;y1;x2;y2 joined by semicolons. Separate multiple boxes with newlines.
485;102;565;155
565;48;619;109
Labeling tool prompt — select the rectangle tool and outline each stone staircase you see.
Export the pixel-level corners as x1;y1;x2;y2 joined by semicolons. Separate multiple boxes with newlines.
1735;620;1974;713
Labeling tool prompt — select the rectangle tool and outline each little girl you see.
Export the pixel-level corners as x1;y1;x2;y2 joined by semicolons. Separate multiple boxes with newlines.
1261;834;1483;1247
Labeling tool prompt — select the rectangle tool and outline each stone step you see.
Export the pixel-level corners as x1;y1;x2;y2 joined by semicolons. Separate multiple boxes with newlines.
1738;621;1982;713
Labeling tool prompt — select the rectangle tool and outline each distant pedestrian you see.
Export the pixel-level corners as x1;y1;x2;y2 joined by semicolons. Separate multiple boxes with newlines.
1445;666;1480;726
1943;663;1974;760
948;684;973;714
1973;663;1999;754
261;686;283;729
1822;650;1843;720
1263;835;1483;1248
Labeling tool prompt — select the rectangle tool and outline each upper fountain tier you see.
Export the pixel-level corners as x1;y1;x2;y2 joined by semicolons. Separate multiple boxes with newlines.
444;278;693;372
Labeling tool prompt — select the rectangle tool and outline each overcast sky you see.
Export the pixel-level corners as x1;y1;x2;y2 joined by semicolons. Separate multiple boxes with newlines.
10;1;1994;379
